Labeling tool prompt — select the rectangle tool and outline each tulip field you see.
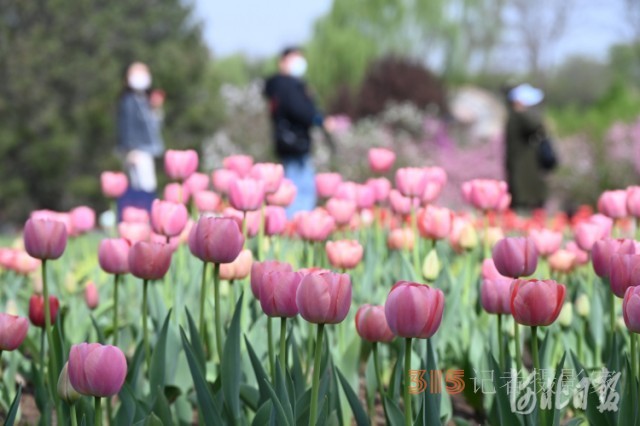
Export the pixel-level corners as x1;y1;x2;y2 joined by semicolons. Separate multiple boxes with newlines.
3;148;640;425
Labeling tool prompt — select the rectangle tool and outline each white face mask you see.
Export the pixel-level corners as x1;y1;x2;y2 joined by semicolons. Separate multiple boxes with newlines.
128;72;152;91
288;56;307;78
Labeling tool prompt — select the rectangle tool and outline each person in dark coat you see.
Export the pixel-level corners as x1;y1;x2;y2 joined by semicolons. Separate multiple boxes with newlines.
264;47;335;217
505;83;548;210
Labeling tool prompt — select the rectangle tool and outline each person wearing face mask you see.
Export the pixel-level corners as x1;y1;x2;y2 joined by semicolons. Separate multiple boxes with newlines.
116;62;165;216
264;47;336;218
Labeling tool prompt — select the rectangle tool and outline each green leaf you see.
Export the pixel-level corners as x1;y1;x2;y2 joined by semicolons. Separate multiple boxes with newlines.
546;351;566;426
252;401;273;426
420;339;441;426
383;395;405;426
90;314;105;344
5;385;22;426
239;384;259;412
179;327;223;425
616;359;639;426
149;310;173;401
264;378;292;426
115;384;140;425
570;351;610;426
336;368;369;426
245;336;271;406
152;386;174;426
185;308;206;370
488;355;522;426
290;336;306;397
274;357;295;425
388;352;404;400
127;342;146;391
221;293;243;423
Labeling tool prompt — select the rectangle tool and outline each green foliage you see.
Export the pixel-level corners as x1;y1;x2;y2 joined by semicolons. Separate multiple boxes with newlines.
0;0;219;221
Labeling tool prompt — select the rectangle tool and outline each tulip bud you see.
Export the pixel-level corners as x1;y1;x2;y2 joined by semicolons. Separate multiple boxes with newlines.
459;223;478;250
84;282;99;310
29;295;60;328
58;362;81;404
422;249;441;282
574;293;590;318
558;303;573;327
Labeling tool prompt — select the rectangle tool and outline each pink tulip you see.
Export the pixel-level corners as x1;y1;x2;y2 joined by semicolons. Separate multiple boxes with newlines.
267;179;297;207
355;185;376;210
128;241;172;280
193;191;221;213
69;206;95;235
609;254;640;298
250;163;284;194
188;216;244;264
528;228;563;257
480;259;512;314
29;295;60;328
219;249;253;281
395;167;428;198
384;281;444;338
627;186;640;218
548;249;577;274
118;222;151;243
24;218;68;260
574;216;612;251
566;241;590;265
265;206;287;236
417;206;452;240
229;178;265;212
448;216;474;253
164;183;190;204
492;237;538;278
510;279;566;326
164;149;198;181
366;178;391;203
368;148;396;173
100;172;128;198
259;271;304;317
462;179;510;211
212;169;239;194
150;199;189;237
99;238;131;275
326;198;357;226
389;190;418;216
592;239;636;278
326;240;364;270
598;190;628;219
315;173;342;198
421;167;447;204
0;313;28;351
151;233;180;252
223;208;261;238
355;304;395;342
84;282;99;310
296;272;352;324
122;207;149;223
623;286;640;333
184;172;210;194
250;261;293;299
223;155;254;177
295;209;335;242
9;250;40;275
387;228;415;251
335;181;358;202
68;343;127;397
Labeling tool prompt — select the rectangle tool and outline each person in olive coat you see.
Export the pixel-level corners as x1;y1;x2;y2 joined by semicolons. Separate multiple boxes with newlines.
505;83;549;210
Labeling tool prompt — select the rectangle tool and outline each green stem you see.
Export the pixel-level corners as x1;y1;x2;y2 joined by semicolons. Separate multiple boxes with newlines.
199;261;209;342
40;328;45;377
483;211;490;259
404;337;413;426
94;396;102;426
70;404;78;426
106;400;113;426
279;317;287;373
531;326;542;426
610;292;616;351
42;260;63;423
230;279;236;307
411;203;420;278
497;314;505;369
631;333;637;387
213;263;223;362
142;279;150;371
308;323;325;426
372;343;389;422
307;242;315;267
113;274;120;347
514;321;522;374
258;202;265;261
268;317;275;381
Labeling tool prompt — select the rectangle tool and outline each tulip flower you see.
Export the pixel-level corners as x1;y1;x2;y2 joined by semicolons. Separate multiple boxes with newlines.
29;294;60;328
624;286;640;333
598;190;628;219
295;209;335;243
193;190;221;213
574;217;612;251
389;190;417;216
150;199;189;238
315;173;342;198
122;207;149;223
481;258;513;366
57;362;81;405
492;237;538;278
164;149;198;181
10;250;40;275
0;313;28;351
24;218;68;260
387;228;415;251
548;249;577;274
626;186;640;218
326;198;357;227
592;238;636;278
366;177;391;204
264;206;288;236
118;222;151;243
212;168;239;194
266;178;297;207
368;147;396;173
70;206;96;235
184;172;210;194
84;282;99;310
325;240;364;270
417;206;453;240
220;249;253;281
528;228;562;257
99;238;127;345
355;304;394;343
223;208;261;238
395;167;428;198
422;249;441;281
229;178;265;212
461;179;510;211
223;154;254;177
164;182;190;204
250;162;284;194
566;241;589;265
250;261;293;299
510;279;566;327
100;172;128;198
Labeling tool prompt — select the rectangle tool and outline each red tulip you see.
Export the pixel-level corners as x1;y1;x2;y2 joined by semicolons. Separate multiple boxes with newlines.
100;172;128;198
193;191;221;213
598;190;628;219
118;222;151;243
223;154;254;177
315;173;342;198
368;148;396;173
627;186;640;218
267;179;297;207
219;249;253;281
623;286;640;333
128;241;172;280
355;304;394;342
510;279;566;326
326;198;357;226
24;218;68;260
150;199;189;237
0;313;29;351
295;209;335;242
326;240;364;270
184;172;210;194
366;177;391;203
84;282;99;310
212;169;239;194
122;207;149;223
188;216;244;264
70;206;96;235
68;343;127;397
609;254;640;298
264;206;287;236
592;239;636;278
229;178;265;212
492;237;538;278
387;228;415;251
417;206;452;240
29;294;60;328
164;149;198;181
296;272;352;324
250;261;293;299
462;179;510;211
480;259;512;314
259;271;304;317
384;281;444;338
250;162;284;194
395;167;428;198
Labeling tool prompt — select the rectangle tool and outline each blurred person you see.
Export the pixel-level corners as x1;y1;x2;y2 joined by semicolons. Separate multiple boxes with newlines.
264;47;335;218
117;62;165;216
505;83;551;210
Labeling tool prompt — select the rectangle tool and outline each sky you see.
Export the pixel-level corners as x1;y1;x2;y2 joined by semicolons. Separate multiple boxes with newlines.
193;0;633;64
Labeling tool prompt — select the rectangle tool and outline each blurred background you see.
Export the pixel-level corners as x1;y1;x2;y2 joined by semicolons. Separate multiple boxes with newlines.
2;0;639;224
